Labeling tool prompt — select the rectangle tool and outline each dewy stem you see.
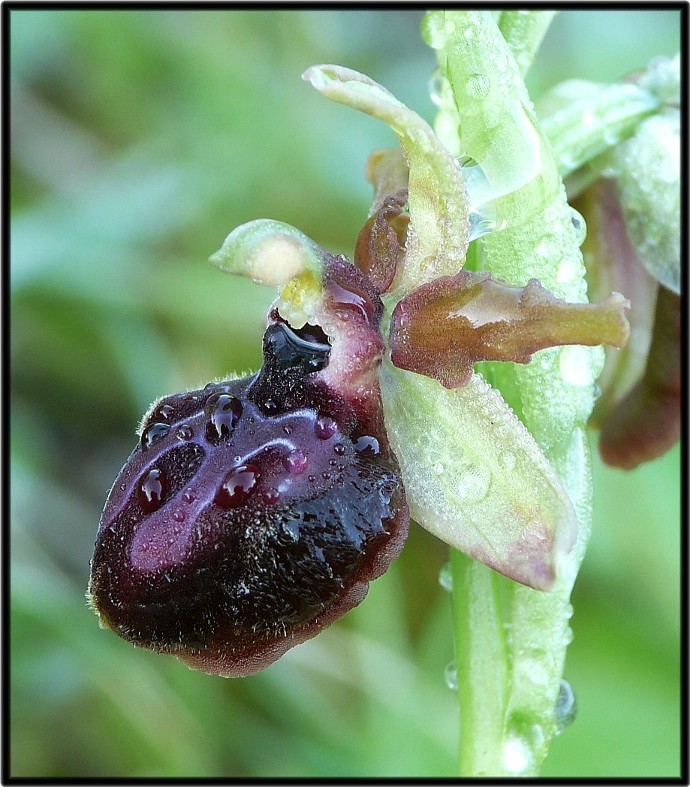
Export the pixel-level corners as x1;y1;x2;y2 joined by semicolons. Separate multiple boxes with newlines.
423;10;606;776
497;10;557;77
450;548;508;777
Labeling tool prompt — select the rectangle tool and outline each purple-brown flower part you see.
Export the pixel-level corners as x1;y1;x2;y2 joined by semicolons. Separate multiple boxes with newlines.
599;285;680;469
88;257;408;677
354;189;409;293
575;179;659;429
390;270;631;389
573;178;681;469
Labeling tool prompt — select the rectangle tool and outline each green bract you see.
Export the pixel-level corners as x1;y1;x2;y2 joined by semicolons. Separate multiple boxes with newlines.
615;110;680;294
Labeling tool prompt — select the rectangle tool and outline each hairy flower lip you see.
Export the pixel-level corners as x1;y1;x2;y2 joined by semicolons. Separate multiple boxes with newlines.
89;234;409;678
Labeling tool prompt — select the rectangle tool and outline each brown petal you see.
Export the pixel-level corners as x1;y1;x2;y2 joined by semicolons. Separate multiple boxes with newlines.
599;285;680;469
390;270;630;389
354;189;409;293
364;147;409;215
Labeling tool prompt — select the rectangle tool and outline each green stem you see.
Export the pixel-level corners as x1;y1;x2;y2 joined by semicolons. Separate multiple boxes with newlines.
498;10;557;77
451;548;508;777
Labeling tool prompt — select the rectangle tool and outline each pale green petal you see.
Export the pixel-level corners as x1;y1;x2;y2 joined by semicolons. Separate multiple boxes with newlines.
380;359;577;591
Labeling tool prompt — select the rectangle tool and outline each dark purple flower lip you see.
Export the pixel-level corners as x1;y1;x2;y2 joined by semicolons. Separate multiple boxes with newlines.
88;258;408;677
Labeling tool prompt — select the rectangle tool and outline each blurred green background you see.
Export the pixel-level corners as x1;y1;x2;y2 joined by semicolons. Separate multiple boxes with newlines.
10;9;681;778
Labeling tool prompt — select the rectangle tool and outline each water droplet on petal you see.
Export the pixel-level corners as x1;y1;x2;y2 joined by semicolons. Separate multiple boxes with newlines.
502;734;533;776
438;562;453;592
333;443;346;456
554;679;577;735
215;465;260;508
354;436;380;456
444;660;458;690
559;346;594;388
315;416;338;439
467;72;490;100
172;509;185;523
329;279;376;324
137;468;166;513
141;422;171;449
568;206;587;245
176;425;193;440
428;68;444;106
262;487;281;505
157;404;174;420
457;463;492;504
285;448;308;475
206;393;242;439
182;489;196;504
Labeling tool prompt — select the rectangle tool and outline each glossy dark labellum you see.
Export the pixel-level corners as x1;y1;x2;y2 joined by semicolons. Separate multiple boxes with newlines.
88;258;408;677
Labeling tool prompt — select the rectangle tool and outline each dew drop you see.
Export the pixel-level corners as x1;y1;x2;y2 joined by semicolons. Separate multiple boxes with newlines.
554;679;577;735
502;734;533;776
172;509;185;523
215;464;260;508
157;404;174;420
182;489;196;504
141;422;171;449
285;448;308;474
458;156;497;241
283;425;293;436
315;416;338;439
458;463;492;504
569;206;587;245
467;72;491;100
556;253;582;284
329;279;376;324
428;68;444;106
262;487;281;505
559;345;594;388
263;398;278;413
438;562;453;592
206;393;242;438
333;443;346;456
176;425;193;441
354;436;380;456
137;468;166;513
444;660;458;690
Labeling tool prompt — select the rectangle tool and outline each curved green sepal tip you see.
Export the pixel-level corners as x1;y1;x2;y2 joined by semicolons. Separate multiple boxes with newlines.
303;63;470;292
